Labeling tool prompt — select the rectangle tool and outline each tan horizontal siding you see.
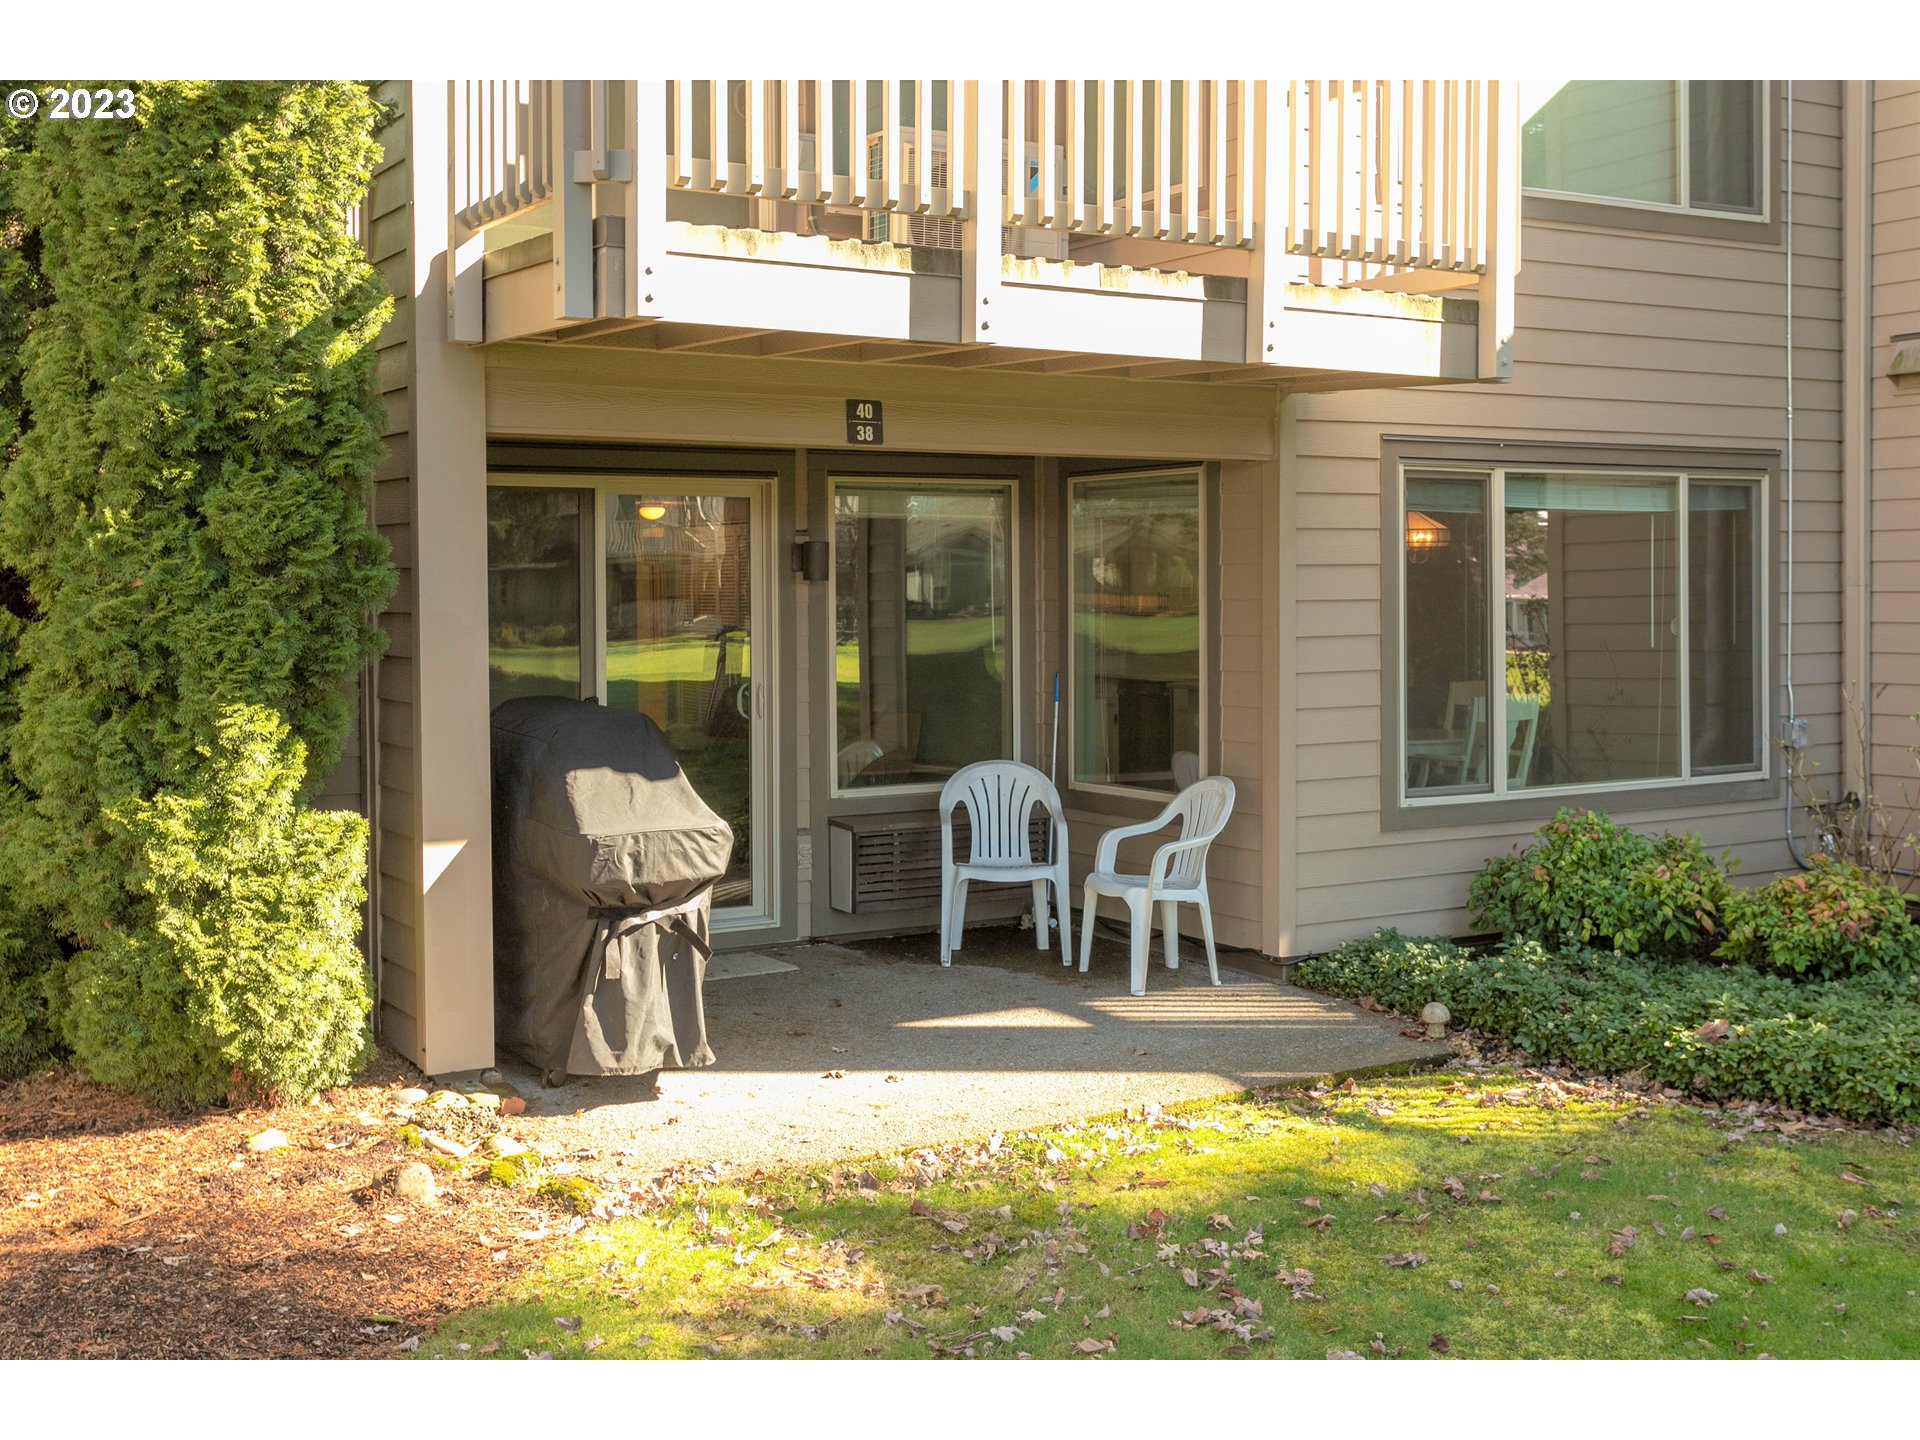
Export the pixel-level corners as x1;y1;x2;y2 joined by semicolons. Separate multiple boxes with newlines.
1283;85;1844;953
1870;82;1920;822
365;81;422;1066
312;686;365;812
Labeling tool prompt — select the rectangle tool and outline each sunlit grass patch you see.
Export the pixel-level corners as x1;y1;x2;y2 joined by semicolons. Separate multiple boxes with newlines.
416;1072;1920;1361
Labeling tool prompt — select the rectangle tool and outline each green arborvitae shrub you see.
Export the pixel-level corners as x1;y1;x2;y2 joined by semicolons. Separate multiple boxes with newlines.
0;82;393;950
1715;858;1920;981
1295;929;1920;1126
0;96;67;1080
1467;808;1735;961
60;706;373;1106
0;84;393;1105
0;898;62;1081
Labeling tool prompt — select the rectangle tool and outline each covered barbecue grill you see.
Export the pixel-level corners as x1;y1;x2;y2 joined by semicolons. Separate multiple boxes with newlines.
490;696;734;1082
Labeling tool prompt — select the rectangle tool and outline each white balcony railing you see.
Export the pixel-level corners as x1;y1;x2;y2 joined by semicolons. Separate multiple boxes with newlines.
452;80;555;233
446;80;1518;379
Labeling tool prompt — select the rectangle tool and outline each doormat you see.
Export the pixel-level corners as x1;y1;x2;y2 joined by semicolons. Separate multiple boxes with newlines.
706;951;800;982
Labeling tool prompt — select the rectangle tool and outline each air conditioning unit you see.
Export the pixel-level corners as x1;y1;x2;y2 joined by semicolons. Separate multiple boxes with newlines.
864;135;963;248
828;810;1051;913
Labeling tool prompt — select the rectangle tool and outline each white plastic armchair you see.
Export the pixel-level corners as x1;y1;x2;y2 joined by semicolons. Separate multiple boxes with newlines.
938;761;1072;968
1078;776;1236;995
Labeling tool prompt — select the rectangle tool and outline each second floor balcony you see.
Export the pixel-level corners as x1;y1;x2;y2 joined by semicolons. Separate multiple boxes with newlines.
447;81;1518;385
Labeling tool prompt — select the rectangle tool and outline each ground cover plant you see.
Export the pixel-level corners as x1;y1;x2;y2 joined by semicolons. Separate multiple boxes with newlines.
1295;932;1920;1125
411;1072;1920;1361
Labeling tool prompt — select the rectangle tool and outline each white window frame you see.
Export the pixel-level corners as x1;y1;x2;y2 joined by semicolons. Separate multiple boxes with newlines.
1522;80;1769;223
1397;461;1769;809
826;473;1021;801
1067;467;1208;802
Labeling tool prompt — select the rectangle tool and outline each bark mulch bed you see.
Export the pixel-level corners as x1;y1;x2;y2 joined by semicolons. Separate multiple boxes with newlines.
0;1050;589;1359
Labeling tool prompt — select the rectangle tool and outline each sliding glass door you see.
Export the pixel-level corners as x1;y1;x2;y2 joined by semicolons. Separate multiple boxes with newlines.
605;488;763;915
488;478;772;925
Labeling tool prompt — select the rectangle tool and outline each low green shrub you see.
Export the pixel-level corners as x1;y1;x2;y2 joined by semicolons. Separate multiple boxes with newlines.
60;706;374;1108
1468;809;1735;961
1716;859;1920;981
1295;928;1920;1125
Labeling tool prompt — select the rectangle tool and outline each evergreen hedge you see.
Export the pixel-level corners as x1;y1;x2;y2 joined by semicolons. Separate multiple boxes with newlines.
0;83;393;1099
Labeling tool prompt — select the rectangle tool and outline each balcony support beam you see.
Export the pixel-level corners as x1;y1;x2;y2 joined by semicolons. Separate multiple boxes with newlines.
552;81;596;320
1245;81;1288;365
628;81;668;320
1475;80;1518;381
961;80;1005;347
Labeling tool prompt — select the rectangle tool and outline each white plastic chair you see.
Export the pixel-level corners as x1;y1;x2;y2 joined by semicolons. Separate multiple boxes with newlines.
1078;776;1236;995
938;761;1072;968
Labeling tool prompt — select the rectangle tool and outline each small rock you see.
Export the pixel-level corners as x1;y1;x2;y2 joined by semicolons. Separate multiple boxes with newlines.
394;1087;430;1106
488;1134;530;1158
426;1090;469;1109
422;1131;473;1159
500;1097;528;1117
481;1070;503;1085
392;1161;438;1204
463;1092;503;1112
1773;1223;1788;1236
246;1129;290;1152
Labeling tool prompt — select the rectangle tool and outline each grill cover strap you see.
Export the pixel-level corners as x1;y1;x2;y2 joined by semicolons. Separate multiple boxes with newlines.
590;891;715;979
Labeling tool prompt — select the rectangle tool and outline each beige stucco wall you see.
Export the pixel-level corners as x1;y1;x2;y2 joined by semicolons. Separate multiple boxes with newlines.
1279;82;1847;953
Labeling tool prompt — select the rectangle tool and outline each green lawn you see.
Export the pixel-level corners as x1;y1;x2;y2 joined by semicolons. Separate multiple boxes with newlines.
413;1071;1920;1360
492;635;752;689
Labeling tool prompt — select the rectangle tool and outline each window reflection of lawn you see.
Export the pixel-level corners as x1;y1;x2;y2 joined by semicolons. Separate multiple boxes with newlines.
489;642;753;896
834;614;1010;778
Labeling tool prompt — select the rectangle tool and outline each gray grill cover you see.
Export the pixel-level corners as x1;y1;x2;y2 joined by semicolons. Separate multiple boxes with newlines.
491;697;734;1079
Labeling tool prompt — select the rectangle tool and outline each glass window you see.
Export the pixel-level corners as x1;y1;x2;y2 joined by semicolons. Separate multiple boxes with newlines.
486;486;588;712
1401;465;1764;802
832;482;1011;789
1522;80;1763;216
1505;473;1680;789
1071;472;1202;793
1689;481;1760;772
1404;471;1491;795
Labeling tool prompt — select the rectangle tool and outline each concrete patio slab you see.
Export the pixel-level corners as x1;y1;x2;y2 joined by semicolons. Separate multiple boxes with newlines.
490;925;1441;1179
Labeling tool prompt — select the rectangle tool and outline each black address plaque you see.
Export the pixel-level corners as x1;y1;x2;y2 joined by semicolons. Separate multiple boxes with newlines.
846;399;884;446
